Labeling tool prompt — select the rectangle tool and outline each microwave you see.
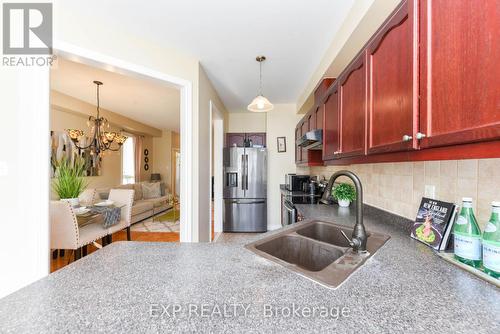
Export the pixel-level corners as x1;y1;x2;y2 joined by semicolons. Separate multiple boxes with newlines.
285;174;310;191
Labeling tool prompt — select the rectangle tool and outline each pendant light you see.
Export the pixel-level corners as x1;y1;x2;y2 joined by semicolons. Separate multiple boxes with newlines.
247;56;273;112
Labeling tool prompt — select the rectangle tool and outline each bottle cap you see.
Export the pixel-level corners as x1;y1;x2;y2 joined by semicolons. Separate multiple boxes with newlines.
462;197;473;202
492;201;500;207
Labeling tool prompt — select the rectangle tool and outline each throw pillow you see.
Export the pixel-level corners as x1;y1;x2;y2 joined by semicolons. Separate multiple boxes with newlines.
142;182;161;199
133;183;143;201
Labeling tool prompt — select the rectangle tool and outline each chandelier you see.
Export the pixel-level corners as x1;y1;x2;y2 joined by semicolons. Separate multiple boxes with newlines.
247;56;273;112
66;81;127;156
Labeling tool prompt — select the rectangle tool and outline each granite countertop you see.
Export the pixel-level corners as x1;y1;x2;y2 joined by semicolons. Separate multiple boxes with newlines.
0;204;499;333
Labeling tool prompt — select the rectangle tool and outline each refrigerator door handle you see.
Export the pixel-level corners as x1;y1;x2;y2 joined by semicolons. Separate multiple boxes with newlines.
241;154;246;191
244;154;249;190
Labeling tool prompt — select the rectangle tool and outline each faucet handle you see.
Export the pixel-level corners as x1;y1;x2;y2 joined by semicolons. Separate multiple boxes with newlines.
340;230;361;249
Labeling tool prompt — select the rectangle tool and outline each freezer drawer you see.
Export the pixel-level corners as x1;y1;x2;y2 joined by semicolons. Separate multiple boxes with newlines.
223;199;267;232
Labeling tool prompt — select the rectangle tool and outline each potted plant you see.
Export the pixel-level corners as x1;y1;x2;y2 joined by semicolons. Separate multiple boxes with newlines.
53;156;88;207
332;183;356;208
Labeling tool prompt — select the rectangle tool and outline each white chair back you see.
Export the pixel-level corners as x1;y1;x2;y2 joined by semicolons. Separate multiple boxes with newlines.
108;189;134;224
79;188;96;206
50;201;79;250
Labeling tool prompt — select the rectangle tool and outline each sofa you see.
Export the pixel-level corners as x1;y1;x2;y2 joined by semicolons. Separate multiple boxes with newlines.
98;182;173;224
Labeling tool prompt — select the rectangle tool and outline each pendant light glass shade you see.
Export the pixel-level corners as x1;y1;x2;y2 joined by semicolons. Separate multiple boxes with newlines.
247;95;273;112
248;56;273;112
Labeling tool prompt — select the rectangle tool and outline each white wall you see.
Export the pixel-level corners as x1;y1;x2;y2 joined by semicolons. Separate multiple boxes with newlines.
198;65;228;242
227;112;267;132
152;130;173;191
0;67;50;298
266;105;302;230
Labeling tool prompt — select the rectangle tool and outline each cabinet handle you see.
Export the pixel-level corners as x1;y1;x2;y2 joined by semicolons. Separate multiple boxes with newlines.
334;151;340;154
402;135;413;142
416;132;426;140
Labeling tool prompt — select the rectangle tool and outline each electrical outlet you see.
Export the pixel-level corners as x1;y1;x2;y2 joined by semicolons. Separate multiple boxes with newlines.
425;185;436;199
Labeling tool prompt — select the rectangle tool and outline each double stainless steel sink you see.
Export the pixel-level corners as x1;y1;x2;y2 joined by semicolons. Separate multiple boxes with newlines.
245;220;390;288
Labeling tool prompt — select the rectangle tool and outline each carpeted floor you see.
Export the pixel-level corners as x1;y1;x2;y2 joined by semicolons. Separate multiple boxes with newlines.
130;209;180;233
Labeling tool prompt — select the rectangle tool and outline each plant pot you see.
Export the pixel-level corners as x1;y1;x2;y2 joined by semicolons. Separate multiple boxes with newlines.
61;198;79;207
338;199;351;208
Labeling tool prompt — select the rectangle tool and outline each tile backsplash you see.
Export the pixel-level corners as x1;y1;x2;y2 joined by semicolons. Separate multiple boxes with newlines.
300;158;500;229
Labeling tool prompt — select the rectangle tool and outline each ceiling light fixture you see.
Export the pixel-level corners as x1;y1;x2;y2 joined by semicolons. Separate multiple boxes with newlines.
66;81;127;156
247;56;273;112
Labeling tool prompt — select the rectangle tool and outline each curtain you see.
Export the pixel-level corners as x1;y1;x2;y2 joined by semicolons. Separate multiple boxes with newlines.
134;136;143;183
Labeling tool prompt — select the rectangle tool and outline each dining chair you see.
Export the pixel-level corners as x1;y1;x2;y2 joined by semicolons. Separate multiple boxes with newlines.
107;189;135;241
50;200;109;261
79;188;96;206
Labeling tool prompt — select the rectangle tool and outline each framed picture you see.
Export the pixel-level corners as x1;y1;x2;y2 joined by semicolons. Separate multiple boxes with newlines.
277;136;286;153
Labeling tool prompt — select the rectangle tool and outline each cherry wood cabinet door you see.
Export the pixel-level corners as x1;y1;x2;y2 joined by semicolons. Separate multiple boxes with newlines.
300;119;309;162
310;109;317;131
246;133;266;147
314;105;323;130
226;133;245;147
367;0;418;154
339;53;367;158
419;0;500;148
322;83;341;161
295;126;302;163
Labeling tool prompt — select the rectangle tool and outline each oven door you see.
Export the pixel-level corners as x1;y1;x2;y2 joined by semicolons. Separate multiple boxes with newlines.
282;199;297;226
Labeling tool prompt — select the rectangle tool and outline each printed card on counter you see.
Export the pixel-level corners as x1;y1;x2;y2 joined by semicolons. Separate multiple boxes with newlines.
411;198;457;251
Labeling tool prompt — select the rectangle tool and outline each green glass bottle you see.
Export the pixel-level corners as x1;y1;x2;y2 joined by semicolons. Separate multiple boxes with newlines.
453;198;482;268
482;201;500;278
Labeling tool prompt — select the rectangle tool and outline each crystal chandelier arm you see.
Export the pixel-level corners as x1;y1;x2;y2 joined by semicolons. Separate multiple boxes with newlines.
96;81;101;119
72;139;95;150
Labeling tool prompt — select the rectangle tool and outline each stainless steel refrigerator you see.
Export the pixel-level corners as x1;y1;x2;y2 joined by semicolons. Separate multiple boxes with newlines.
223;147;267;232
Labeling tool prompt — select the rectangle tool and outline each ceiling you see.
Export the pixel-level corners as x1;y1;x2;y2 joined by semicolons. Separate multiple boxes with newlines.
51;58;180;131
55;0;355;112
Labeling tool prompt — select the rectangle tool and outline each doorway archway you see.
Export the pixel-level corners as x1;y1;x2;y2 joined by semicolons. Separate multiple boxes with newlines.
53;41;195;242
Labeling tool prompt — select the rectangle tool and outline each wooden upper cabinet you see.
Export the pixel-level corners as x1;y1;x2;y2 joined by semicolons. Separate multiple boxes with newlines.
309;109;317;131
314;105;323;130
323;83;340;161
226;133;266;147
419;0;500;148
339;53;367;158
226;133;245;147
295;126;302;163
246;133;266;147
300;118;309;162
367;0;418;154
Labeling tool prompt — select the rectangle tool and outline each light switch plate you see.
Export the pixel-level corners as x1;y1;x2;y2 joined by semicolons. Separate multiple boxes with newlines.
425;185;436;199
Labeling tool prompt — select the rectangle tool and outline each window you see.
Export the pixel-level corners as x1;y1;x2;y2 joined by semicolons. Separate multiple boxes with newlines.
122;137;135;184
